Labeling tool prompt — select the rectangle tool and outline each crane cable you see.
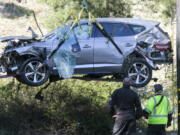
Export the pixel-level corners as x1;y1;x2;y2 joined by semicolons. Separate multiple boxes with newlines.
48;0;124;60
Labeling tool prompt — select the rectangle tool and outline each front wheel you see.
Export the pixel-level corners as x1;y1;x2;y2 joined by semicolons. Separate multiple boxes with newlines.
18;58;49;86
126;59;152;87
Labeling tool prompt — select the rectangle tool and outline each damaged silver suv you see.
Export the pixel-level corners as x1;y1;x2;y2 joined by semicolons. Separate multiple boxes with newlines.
0;18;173;87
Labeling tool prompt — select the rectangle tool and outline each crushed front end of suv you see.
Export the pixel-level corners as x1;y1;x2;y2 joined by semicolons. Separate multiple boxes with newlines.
0;18;173;87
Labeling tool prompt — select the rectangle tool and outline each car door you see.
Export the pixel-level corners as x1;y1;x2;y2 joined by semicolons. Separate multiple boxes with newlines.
73;23;94;73
93;23;124;73
111;23;137;56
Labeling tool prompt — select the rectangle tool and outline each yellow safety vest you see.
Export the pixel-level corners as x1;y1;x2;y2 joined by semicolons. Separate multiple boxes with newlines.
144;95;173;124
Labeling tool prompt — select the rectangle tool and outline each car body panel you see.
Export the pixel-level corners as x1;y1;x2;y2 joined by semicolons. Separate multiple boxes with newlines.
75;37;94;73
93;36;123;73
0;18;173;80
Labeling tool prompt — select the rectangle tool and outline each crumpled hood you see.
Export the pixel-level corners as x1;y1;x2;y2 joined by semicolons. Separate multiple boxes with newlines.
0;36;33;42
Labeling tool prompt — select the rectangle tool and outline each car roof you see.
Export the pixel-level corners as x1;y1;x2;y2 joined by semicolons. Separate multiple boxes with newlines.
80;18;160;30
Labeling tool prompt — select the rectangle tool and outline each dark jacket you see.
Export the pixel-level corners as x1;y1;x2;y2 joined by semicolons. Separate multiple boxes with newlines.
109;85;142;120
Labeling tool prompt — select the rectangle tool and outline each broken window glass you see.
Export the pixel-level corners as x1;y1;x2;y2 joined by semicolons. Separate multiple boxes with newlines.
74;24;92;39
51;23;91;78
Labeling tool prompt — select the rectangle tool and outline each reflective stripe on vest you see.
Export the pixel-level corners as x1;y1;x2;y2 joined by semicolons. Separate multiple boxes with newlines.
149;115;168;117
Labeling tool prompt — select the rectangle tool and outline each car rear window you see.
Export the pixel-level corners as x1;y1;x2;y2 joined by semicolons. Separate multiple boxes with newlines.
94;23;113;37
112;23;134;37
94;23;134;37
129;24;145;34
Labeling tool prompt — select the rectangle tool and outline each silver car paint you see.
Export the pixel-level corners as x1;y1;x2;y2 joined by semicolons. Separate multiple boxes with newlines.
1;18;170;74
75;37;94;73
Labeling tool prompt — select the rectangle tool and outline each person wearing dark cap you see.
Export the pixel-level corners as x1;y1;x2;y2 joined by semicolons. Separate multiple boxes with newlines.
143;84;173;135
109;77;142;135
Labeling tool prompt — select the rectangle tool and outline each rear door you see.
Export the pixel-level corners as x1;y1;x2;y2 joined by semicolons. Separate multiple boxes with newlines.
111;23;137;56
93;23;123;73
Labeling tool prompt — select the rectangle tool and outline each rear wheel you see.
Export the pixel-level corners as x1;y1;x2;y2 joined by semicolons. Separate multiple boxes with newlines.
126;59;152;87
18;58;49;86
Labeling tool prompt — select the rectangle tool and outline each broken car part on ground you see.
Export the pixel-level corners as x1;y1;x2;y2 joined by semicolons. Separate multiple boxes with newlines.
0;18;173;87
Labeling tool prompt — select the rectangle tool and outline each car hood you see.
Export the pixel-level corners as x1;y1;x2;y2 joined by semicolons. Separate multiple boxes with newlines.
0;36;33;42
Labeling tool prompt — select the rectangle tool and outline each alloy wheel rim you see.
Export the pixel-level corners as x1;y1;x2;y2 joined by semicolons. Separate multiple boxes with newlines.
128;62;149;85
24;61;46;83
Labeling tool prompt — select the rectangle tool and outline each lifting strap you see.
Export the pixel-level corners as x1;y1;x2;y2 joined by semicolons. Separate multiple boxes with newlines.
94;23;123;55
47;0;124;60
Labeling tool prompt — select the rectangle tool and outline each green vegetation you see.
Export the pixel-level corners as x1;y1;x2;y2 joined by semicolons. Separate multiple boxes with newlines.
0;78;121;134
40;0;176;30
40;0;132;29
155;0;176;20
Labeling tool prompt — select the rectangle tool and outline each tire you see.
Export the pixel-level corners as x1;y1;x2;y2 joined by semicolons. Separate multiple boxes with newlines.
125;59;152;88
18;57;49;86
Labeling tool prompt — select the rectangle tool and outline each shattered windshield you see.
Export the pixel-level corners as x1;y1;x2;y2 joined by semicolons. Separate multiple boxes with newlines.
43;24;70;40
51;23;91;79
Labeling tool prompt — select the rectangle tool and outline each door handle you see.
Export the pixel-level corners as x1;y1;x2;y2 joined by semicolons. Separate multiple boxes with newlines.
106;40;110;44
126;43;133;47
83;44;91;48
